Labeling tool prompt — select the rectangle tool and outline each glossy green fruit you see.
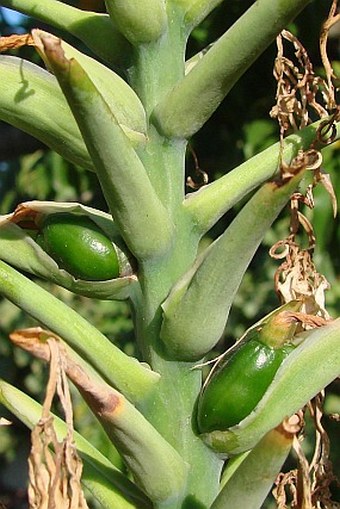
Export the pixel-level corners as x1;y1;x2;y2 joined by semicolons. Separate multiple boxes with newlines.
197;302;302;433
197;336;293;433
36;213;120;281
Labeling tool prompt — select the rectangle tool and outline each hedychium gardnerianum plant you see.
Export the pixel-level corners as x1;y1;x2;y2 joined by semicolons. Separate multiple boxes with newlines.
0;1;340;508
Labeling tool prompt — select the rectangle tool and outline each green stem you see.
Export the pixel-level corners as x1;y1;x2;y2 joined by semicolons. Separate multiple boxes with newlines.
123;6;190;230
137;129;187;214
0;261;159;403
128;28;186;117
129;26;188;213
142;359;224;509
132;262;223;509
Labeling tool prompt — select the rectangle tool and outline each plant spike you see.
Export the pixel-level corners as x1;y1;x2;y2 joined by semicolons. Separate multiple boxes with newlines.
0;1;338;508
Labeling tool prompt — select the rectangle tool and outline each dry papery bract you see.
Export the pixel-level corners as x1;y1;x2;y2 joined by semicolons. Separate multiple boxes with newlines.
28;337;88;509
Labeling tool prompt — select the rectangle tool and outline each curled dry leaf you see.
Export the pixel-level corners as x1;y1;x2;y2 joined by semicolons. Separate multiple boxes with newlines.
280;412;304;437
319;0;340;111
273;394;340;509
270;237;331;320
270;29;329;141
317;170;338;218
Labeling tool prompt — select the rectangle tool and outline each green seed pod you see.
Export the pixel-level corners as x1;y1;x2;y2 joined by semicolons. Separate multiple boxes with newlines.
197;337;294;433
197;301;302;434
37;213;120;281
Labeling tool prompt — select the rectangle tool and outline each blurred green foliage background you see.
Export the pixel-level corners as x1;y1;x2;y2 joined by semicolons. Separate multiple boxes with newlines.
0;1;339;507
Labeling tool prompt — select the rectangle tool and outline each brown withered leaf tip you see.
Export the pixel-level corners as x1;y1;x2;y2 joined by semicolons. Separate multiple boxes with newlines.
36;30;70;73
7;202;40;227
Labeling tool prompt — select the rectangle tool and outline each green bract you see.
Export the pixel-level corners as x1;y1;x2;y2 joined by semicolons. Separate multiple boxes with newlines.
37;213;120;281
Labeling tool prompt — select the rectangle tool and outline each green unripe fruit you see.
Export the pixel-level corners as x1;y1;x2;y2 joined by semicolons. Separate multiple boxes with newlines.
36;213;120;281
197;302;302;434
197;336;293;432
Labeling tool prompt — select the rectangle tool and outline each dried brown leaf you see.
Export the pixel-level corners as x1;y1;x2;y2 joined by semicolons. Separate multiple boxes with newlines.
318;171;338;218
320;0;340;111
0;33;34;52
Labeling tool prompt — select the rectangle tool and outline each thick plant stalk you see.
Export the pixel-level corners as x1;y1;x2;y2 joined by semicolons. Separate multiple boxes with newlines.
153;0;312;138
0;261;159;403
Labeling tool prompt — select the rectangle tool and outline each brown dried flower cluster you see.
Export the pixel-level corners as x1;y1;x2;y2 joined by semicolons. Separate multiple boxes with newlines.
270;3;340;507
27;337;89;509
